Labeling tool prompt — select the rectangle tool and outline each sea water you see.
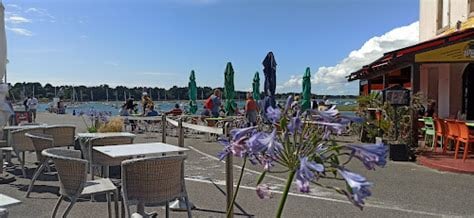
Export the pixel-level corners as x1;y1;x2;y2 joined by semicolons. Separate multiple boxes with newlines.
38;99;357;116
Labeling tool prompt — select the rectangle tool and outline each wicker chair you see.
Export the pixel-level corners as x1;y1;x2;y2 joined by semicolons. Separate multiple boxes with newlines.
42;148;119;218
25;133;54;198
43;125;76;148
121;156;192;218
10;127;45;177
81;136;134;180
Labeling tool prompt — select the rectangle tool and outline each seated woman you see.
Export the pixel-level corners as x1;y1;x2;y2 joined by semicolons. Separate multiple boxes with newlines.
146;105;159;116
165;104;183;116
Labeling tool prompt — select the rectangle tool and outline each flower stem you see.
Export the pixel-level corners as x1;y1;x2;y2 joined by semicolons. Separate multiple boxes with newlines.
226;156;247;218
276;170;296;218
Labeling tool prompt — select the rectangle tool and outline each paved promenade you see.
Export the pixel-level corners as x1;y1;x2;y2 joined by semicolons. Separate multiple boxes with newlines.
1;113;473;217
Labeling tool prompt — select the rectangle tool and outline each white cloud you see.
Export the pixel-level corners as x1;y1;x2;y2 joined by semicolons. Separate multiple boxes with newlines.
6;15;31;24
6;4;21;10
6;27;33;36
279;21;420;94
25;7;55;22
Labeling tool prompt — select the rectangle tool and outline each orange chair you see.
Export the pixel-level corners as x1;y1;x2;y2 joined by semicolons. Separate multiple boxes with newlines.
434;118;447;152
455;121;474;161
444;119;460;154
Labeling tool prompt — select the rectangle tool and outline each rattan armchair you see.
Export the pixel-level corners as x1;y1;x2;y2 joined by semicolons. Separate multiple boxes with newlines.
121;155;192;218
42;148;119;218
25;133;54;198
81;136;134;180
10;127;45;177
43;125;76;148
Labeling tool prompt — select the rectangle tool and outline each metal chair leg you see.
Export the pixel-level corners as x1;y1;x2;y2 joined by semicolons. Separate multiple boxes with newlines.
62;197;77;218
113;190;119;218
184;195;192;218
165;202;169;218
52;195;64;218
107;192;112;218
20;152;27;178
26;162;47;197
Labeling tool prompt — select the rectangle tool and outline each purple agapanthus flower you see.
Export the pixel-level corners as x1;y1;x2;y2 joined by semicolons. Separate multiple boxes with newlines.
343;143;387;170
217;138;232;160
296;157;324;193
217;136;250;159
255;129;282;157
287;116;302;134
256;184;272;199
230;126;256;141
247;132;268;154
337;168;373;209
266;107;281;124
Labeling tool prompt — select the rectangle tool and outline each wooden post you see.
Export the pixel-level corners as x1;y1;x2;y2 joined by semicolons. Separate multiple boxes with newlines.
161;114;167;143
178;118;184;147
224;122;234;218
411;64;421;147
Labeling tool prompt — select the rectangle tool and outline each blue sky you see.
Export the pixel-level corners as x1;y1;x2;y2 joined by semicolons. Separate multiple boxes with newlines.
4;0;419;94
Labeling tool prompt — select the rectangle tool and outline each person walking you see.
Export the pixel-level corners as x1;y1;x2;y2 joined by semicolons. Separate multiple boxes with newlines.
245;92;258;126
27;96;38;122
23;97;29;111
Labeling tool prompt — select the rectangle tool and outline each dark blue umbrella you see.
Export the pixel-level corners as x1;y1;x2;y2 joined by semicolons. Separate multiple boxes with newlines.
263;52;277;100
262;52;277;121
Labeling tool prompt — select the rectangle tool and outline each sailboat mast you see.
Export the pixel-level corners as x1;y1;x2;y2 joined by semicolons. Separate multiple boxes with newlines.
106;88;109;102
80;90;83;102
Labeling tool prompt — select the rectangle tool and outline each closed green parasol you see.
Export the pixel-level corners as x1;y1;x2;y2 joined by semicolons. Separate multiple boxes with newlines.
252;71;260;100
224;62;236;116
301;67;311;111
188;70;198;114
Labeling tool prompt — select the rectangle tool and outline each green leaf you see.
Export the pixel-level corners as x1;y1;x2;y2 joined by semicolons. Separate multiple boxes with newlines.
256;171;267;185
280;117;288;130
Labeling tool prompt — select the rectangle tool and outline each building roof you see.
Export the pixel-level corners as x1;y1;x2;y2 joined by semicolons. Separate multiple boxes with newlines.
347;27;474;81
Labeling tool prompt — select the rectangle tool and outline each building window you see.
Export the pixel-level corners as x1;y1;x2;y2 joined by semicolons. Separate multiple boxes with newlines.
437;0;450;31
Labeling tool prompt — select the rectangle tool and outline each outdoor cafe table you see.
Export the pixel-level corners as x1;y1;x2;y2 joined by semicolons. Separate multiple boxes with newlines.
76;132;136;139
92;142;188;158
0;193;21;217
94;142;188;216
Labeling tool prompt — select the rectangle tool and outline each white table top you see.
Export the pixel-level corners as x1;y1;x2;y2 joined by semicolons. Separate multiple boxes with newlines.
0;194;21;208
3;124;46;130
77;132;136;138
93;142;188;158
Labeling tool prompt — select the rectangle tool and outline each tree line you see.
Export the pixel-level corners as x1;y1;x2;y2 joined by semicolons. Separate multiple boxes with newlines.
8;82;358;102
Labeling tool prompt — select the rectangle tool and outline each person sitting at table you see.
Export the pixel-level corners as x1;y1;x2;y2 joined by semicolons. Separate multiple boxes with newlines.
318;101;328;112
165;103;183;116
146;105;159;116
425;101;436;117
141;92;154;115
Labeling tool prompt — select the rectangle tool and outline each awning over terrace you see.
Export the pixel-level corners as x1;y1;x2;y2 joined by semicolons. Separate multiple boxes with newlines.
347;28;474;82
